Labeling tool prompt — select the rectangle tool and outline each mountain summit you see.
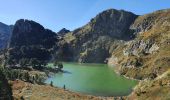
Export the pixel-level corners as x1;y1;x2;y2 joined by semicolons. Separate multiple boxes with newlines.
9;19;57;48
57;28;70;36
56;9;138;63
89;9;138;39
8;19;58;64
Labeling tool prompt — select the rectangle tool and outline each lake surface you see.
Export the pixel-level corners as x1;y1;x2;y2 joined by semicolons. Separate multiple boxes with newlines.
45;63;137;96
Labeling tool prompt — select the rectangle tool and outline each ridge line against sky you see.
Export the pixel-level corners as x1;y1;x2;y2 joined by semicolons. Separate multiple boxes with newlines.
0;0;170;32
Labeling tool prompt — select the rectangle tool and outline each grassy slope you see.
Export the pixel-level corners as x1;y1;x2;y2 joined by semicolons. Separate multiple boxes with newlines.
11;80;116;100
128;69;170;100
111;9;170;79
108;9;170;100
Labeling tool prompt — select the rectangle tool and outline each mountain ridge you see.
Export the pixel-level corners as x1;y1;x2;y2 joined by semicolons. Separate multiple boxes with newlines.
55;9;138;63
0;8;170;100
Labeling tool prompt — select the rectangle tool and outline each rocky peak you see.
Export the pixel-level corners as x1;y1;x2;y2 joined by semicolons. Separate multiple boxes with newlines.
13;19;44;35
9;19;57;48
57;28;70;36
7;19;59;64
58;9;139;63
14;19;32;33
89;9;138;40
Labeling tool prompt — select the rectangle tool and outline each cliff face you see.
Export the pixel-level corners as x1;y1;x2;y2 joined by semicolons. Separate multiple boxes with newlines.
0;22;13;49
57;9;138;63
8;19;58;64
108;9;170;80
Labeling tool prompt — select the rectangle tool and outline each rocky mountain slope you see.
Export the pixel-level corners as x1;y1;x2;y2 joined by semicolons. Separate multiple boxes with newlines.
56;9;170;99
56;9;138;63
108;9;170;80
104;9;170;99
0;22;13;49
7;19;58;64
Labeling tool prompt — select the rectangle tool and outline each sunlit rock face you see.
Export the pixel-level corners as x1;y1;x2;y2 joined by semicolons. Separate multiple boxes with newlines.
123;39;159;57
89;9;138;40
56;9;138;63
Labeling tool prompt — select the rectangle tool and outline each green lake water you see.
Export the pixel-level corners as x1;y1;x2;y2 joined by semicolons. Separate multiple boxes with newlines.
45;62;137;96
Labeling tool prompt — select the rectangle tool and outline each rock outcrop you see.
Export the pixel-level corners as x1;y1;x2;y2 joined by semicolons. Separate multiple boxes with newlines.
123;39;159;57
0;22;13;49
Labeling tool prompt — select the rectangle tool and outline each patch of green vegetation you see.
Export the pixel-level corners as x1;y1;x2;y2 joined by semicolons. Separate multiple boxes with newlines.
80;49;88;57
64;33;76;43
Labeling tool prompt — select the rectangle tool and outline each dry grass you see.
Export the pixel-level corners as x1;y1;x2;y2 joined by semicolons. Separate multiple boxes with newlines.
111;9;170;80
128;69;170;100
11;80;115;100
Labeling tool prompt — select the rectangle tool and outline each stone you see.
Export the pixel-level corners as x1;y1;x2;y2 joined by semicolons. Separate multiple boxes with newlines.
0;22;13;49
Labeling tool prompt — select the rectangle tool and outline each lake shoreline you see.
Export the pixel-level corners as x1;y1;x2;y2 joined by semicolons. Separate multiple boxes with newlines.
45;62;136;96
11;80;121;100
7;62;138;99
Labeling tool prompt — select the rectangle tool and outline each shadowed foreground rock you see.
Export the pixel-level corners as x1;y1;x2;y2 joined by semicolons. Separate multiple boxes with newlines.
0;71;13;100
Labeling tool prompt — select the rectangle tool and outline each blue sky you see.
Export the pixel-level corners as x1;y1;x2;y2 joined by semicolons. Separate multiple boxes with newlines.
0;0;170;32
